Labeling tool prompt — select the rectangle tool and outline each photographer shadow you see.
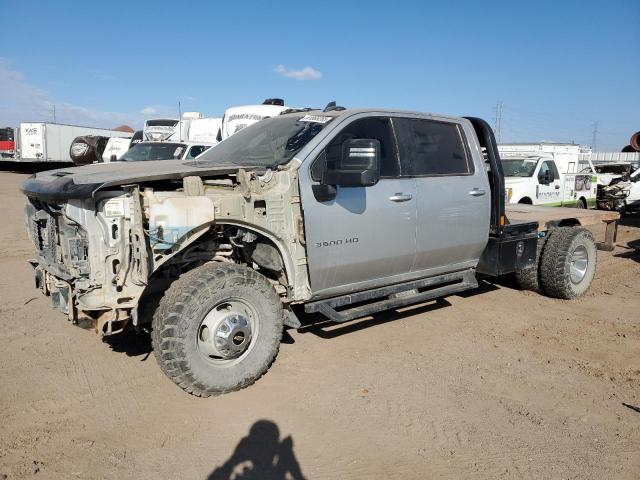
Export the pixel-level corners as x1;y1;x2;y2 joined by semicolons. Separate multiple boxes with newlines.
207;420;306;480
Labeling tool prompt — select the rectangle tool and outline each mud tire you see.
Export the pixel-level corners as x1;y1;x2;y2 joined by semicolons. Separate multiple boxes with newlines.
515;235;548;293
539;227;597;299
151;263;283;397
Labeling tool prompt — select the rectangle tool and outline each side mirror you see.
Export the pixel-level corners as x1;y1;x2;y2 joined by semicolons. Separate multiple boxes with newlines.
322;139;381;187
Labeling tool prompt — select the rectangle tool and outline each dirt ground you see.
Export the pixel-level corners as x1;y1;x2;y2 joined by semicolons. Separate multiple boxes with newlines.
0;170;638;480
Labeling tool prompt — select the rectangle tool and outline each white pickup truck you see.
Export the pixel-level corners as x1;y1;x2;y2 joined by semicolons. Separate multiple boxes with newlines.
502;154;597;208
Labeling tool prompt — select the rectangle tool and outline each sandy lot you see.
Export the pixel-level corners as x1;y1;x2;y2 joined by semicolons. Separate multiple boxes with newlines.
0;170;638;479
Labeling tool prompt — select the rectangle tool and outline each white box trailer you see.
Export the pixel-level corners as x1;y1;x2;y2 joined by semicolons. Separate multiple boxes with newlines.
188;117;222;143
16;123;131;163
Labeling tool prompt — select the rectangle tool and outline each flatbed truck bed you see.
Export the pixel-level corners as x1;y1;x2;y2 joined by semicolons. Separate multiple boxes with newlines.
506;204;619;251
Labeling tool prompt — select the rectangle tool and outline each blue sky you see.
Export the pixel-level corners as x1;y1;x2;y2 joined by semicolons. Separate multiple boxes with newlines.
1;0;638;150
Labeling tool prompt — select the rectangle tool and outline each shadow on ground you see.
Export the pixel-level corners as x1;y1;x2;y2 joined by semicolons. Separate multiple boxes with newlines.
0;161;74;173
207;420;306;480
104;279;505;352
103;330;153;359
298;279;501;339
614;239;640;263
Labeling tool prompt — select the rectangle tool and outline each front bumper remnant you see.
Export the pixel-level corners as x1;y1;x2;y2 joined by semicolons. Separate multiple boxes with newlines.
29;261;131;335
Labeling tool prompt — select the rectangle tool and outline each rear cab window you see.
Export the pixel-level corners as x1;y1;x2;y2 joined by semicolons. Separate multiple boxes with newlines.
392;118;473;176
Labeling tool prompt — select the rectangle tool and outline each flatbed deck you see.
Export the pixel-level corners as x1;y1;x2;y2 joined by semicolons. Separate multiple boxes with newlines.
506;204;619;251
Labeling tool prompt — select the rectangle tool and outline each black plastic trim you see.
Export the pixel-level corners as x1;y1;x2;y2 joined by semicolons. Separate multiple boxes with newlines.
305;269;477;323
463;117;505;234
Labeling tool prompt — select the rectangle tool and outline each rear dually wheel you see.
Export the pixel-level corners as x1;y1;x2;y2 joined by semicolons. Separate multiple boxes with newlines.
539;227;597;299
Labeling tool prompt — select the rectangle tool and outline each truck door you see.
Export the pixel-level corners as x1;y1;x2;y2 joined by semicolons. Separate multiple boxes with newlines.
301;116;417;297
393;117;491;273
536;160;561;205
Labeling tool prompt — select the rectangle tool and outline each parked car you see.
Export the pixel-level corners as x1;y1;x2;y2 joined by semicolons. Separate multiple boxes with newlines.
113;141;213;162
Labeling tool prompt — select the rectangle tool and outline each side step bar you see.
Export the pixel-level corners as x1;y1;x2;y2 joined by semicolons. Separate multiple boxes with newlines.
305;269;478;323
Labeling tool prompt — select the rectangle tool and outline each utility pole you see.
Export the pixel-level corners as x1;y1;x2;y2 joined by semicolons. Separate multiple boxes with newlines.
494;100;503;143
52;104;56;123
591;121;599;152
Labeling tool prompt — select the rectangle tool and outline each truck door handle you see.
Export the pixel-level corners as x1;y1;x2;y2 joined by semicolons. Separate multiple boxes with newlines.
389;193;413;202
469;188;486;197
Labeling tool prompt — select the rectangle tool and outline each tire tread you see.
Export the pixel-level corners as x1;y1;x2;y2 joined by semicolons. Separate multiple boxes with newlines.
151;263;283;397
539;227;596;299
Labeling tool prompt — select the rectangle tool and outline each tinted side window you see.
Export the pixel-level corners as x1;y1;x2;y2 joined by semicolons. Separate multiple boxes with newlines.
394;118;471;176
186;145;209;159
311;117;400;181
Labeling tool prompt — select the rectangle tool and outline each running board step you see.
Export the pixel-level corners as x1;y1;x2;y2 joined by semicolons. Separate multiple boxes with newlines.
305;269;477;323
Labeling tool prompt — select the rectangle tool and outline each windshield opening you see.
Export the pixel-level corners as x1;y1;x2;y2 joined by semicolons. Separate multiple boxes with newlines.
501;158;539;177
194;114;333;168
146;119;178;127
118;143;186;162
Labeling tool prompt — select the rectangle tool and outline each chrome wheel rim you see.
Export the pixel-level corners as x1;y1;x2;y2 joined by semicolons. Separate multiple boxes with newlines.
197;300;258;365
569;245;589;284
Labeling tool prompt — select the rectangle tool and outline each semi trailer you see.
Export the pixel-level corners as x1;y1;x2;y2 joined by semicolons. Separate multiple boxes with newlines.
13;123;131;163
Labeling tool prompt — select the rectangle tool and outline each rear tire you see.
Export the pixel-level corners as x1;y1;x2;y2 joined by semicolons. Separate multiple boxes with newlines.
576;198;587;209
515;235;548;293
539;227;597;299
152;263;283;397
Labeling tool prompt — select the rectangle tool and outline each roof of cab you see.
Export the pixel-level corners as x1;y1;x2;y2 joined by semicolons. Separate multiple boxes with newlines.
279;107;464;122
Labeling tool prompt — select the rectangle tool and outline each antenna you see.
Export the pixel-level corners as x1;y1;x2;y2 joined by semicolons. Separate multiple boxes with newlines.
494;100;503;143
591;121;599;152
52;104;56;123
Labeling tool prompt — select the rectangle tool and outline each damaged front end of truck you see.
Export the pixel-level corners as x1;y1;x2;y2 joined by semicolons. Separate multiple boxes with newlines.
22;159;311;336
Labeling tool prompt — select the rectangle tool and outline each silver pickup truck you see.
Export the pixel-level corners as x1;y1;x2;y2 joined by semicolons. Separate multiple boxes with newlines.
21;107;619;396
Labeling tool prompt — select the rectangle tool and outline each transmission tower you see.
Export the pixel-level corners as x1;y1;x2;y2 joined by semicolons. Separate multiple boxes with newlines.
591;121;599;151
494;101;503;143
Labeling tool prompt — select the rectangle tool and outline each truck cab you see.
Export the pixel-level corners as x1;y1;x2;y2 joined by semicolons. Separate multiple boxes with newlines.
0;126;15;159
502;154;597;208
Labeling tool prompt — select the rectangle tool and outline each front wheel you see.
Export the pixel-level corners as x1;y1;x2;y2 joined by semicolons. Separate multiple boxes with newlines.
152;263;283;397
539;227;597;299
